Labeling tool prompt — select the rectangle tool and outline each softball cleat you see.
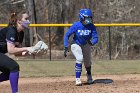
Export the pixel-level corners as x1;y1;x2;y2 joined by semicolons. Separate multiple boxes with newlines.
87;79;94;84
86;73;94;84
75;78;82;86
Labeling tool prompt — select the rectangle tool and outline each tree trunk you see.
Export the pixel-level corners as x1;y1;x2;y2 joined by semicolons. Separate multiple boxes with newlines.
24;0;38;46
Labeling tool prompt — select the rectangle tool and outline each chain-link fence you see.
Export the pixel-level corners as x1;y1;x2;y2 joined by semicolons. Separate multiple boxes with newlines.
22;25;140;61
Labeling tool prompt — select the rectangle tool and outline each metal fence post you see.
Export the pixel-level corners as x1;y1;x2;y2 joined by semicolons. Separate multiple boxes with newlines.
49;27;51;61
108;27;112;60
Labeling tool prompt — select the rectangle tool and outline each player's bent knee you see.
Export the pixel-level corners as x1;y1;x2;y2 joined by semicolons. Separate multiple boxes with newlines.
76;56;83;62
84;60;92;67
76;58;83;64
11;64;19;72
9;60;20;72
85;63;92;68
85;65;91;68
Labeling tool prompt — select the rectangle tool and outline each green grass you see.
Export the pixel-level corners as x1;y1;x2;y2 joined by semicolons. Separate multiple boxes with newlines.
93;60;140;75
18;60;140;77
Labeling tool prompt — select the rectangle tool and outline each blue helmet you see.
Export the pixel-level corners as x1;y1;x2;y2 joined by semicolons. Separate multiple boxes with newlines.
79;9;93;21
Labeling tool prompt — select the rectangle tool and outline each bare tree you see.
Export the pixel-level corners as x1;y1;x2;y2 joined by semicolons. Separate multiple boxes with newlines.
24;0;38;46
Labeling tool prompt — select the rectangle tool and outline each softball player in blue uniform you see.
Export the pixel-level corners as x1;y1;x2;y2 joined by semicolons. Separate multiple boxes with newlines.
64;9;98;86
0;13;31;93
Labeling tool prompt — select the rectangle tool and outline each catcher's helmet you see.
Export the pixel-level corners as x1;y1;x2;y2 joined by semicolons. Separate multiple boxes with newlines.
79;9;92;21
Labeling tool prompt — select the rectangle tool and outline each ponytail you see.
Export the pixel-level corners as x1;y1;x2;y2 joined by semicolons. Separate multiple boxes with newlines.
8;13;17;27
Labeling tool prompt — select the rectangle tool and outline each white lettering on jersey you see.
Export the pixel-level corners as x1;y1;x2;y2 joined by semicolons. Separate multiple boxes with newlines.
78;30;91;35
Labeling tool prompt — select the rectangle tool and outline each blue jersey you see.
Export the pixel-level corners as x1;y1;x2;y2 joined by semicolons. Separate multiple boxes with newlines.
64;21;98;47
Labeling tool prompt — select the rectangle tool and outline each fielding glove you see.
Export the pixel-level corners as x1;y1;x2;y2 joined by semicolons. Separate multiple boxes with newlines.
64;47;69;57
27;47;38;55
37;41;48;54
27;41;48;55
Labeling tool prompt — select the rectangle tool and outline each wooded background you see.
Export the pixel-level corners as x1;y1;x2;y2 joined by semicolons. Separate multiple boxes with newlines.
0;0;140;59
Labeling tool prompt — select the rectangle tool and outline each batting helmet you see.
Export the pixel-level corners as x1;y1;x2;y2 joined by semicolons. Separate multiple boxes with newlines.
79;9;93;21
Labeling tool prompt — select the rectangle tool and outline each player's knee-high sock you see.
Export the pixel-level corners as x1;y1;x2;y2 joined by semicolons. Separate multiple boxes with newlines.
9;71;19;93
75;63;82;78
86;66;91;76
0;72;9;82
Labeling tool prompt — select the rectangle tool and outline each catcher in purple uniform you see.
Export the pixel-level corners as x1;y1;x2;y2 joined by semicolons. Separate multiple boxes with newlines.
64;9;98;86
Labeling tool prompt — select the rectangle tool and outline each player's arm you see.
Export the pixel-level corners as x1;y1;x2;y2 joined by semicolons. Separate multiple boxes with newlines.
91;25;98;45
64;23;76;57
64;24;76;47
7;42;28;54
6;29;29;55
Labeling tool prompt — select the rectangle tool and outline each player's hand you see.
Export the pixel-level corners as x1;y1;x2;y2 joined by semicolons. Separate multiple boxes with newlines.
64;47;69;57
27;47;35;55
88;41;93;46
22;51;27;56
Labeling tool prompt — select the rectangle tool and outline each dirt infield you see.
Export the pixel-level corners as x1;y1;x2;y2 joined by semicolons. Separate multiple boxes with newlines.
0;74;140;93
